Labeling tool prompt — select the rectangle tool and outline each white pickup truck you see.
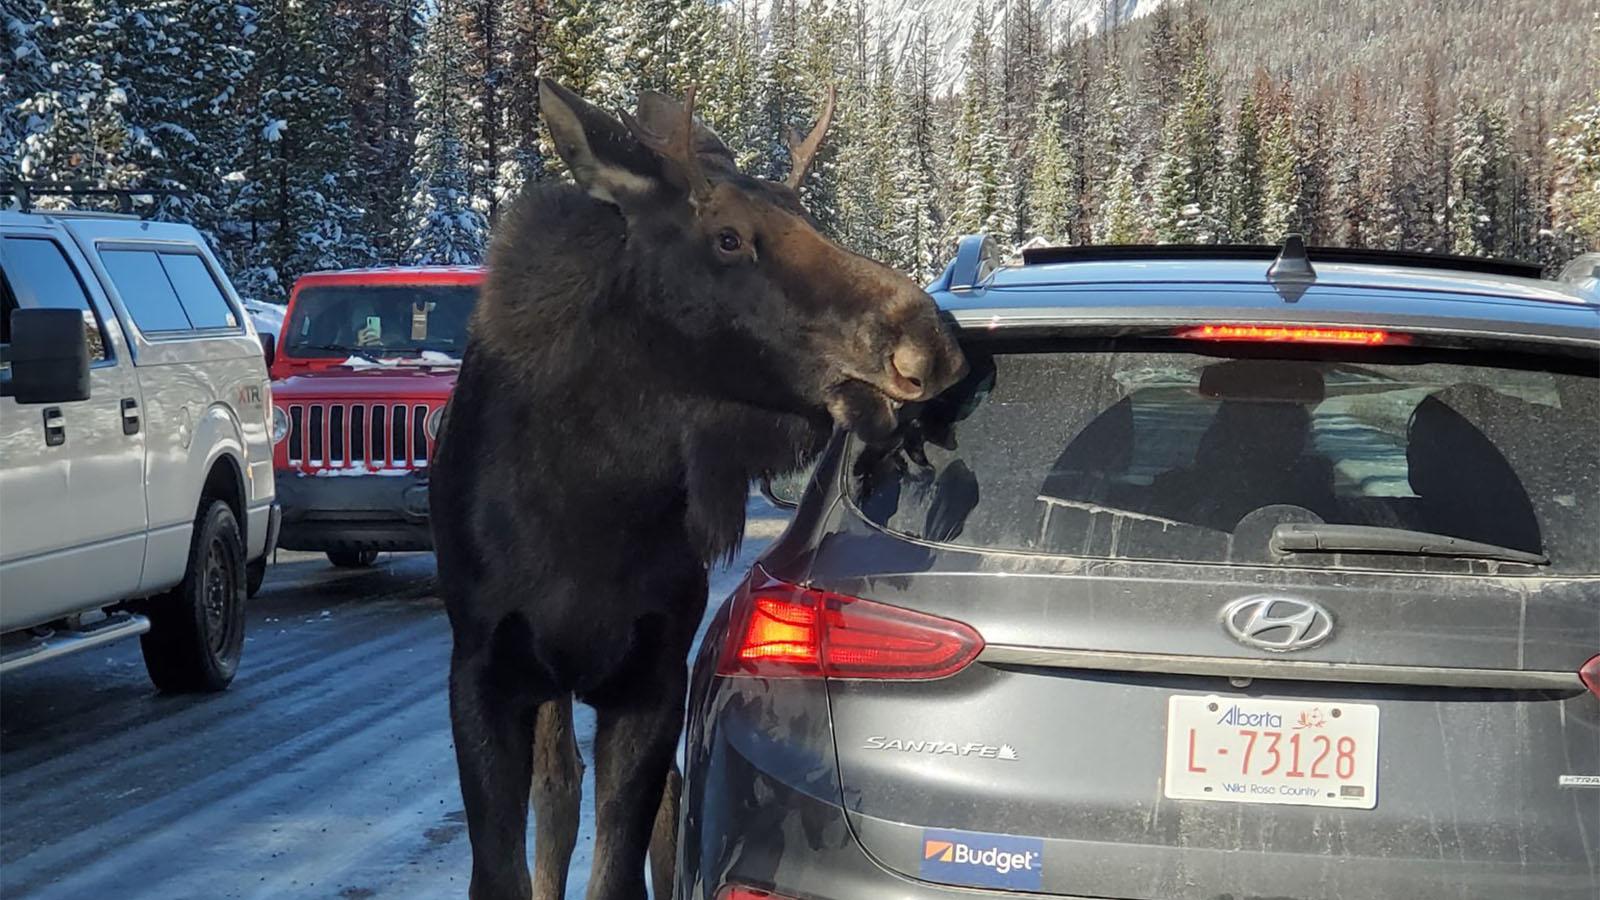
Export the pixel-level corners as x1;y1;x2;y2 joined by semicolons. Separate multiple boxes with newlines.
0;200;279;691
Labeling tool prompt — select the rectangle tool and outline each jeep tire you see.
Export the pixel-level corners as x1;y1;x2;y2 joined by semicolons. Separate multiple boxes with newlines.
327;549;379;568
139;500;247;692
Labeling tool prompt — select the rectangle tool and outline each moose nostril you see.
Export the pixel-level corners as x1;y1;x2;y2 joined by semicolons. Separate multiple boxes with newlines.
892;344;929;391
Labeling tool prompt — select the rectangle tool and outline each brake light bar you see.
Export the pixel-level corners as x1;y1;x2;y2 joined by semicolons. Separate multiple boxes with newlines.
716;568;984;681
1177;324;1408;346
1582;655;1600;699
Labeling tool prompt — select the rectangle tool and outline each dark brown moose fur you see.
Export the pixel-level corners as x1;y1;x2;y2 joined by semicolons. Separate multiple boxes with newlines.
430;79;965;900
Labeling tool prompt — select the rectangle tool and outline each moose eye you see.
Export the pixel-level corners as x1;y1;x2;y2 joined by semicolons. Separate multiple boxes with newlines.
717;230;742;253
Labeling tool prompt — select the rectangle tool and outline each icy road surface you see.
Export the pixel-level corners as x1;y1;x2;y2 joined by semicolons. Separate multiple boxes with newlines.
0;497;792;899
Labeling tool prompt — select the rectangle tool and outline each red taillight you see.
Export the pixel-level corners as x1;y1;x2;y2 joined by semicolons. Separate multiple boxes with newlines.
1582;655;1600;698
716;886;797;900
716;568;984;681
1176;323;1407;346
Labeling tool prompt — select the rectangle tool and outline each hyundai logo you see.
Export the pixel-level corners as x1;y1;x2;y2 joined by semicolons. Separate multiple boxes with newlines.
1222;596;1333;652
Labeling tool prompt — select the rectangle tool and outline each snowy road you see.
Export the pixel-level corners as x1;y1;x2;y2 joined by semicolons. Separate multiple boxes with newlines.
0;499;791;900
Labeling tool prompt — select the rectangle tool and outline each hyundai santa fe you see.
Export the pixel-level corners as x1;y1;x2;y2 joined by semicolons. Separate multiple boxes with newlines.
675;237;1600;900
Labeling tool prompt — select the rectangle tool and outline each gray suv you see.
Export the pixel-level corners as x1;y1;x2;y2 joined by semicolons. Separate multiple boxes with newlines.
677;238;1599;900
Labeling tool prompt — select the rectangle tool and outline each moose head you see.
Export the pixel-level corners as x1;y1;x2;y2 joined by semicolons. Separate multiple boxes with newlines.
537;78;966;441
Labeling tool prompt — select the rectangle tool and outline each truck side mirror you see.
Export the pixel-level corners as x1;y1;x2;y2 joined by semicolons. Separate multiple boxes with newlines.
260;332;276;369
8;308;91;404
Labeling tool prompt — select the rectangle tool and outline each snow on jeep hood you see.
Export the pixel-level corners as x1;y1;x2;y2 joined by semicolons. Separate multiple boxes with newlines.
270;365;459;399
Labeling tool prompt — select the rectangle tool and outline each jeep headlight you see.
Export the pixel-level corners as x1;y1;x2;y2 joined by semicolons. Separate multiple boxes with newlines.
425;406;445;440
272;406;289;444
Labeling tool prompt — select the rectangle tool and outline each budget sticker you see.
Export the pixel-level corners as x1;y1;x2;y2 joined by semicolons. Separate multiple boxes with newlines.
919;827;1044;891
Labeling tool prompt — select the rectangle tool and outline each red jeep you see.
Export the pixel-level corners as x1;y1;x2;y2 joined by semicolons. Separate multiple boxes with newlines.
267;267;482;567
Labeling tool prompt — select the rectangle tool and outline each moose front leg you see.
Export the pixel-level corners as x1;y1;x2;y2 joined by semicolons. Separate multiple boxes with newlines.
584;689;688;900
450;642;541;900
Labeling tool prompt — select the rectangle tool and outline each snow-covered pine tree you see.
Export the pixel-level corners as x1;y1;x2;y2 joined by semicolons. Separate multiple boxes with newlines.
1259;97;1300;243
791;0;851;237
344;0;422;259
537;0;629;176
887;16;946;280
696;0;763;173
1139;0;1181;131
1151;45;1223;243
1222;91;1264;243
2;0;55;184
626;0;719;99
1059;31;1094;244
1096;158;1143;244
1085;54;1133;229
143;0;258;240
1448;97;1513;257
753;0;805;183
837;36;899;261
407;0;490;265
1025;61;1073;245
1150;114;1194;243
456;0;506;224
237;0;372;298
498;0;549;196
950;1;1013;244
12;0;152;198
1549;91;1600;256
1374;100;1427;250
1294;98;1332;244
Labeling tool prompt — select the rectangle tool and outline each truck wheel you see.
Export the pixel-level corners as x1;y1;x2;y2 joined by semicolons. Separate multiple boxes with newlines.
327;549;379;568
140;500;247;692
246;557;267;598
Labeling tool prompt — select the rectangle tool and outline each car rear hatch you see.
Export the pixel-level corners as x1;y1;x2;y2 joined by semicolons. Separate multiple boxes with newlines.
809;328;1600;899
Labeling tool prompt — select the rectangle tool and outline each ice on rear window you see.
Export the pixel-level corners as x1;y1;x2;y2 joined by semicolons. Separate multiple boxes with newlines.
850;344;1598;574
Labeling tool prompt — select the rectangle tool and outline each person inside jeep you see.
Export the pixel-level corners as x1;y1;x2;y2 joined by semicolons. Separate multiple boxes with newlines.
283;283;477;360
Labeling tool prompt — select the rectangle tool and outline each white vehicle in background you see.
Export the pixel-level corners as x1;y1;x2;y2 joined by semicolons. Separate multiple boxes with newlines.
243;298;285;340
0;185;279;691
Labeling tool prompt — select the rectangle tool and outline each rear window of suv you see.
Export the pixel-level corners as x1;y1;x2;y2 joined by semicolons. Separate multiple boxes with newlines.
99;247;239;334
849;339;1599;575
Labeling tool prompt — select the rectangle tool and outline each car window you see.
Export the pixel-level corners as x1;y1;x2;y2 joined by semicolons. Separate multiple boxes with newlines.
0;236;110;365
282;283;478;359
159;253;238;330
850;341;1599;575
100;249;192;333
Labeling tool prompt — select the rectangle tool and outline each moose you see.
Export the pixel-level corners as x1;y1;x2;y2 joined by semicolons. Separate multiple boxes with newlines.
429;78;967;900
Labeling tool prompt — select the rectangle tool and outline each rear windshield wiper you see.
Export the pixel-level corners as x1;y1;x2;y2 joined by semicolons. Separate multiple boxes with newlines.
1271;523;1548;565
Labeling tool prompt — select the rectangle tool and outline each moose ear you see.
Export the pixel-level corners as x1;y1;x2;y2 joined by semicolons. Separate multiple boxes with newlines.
635;91;738;175
539;78;667;209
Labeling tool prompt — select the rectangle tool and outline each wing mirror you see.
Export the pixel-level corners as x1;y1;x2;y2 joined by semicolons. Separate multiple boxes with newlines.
759;465;815;511
260;332;276;370
6;308;91;404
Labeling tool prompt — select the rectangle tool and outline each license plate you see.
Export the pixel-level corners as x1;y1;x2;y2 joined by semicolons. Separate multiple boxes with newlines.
1163;695;1379;809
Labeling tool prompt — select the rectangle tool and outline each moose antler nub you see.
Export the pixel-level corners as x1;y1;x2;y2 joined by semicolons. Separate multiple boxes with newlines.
785;85;837;190
621;85;711;203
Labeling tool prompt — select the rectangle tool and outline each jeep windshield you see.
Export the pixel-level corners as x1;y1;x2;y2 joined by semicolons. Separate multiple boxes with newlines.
850;338;1599;575
283;284;476;361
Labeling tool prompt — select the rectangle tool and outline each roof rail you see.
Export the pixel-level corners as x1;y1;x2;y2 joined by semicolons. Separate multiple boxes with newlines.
945;233;1002;293
1;181;189;217
1018;241;1545;281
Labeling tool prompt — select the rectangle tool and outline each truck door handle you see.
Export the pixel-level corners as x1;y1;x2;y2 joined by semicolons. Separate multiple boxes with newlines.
42;408;65;446
121;397;140;435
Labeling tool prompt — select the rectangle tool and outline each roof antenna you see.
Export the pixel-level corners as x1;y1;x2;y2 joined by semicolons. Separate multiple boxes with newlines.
1267;234;1316;302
